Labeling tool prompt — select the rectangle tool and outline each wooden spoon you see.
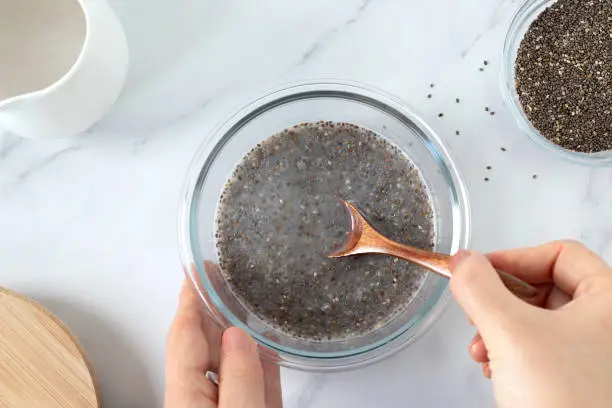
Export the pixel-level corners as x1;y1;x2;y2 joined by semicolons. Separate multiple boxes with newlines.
328;200;538;300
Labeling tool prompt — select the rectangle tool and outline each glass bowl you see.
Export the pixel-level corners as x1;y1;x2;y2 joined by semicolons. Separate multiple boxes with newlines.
178;80;471;371
501;0;612;165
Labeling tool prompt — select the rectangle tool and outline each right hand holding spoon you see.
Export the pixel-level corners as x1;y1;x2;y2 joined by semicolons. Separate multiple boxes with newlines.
450;241;612;408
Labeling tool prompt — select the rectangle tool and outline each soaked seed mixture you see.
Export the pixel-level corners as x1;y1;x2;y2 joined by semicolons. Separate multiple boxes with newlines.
515;0;611;153
215;121;435;340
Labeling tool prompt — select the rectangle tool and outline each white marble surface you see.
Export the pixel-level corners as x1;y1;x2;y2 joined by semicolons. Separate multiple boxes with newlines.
1;0;612;407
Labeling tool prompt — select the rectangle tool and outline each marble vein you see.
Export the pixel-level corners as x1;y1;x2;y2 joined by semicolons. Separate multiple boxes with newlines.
15;146;82;184
130;97;213;154
295;374;324;408
578;168;612;256
582;169;598;206
296;0;375;66
0;135;22;160
460;0;520;58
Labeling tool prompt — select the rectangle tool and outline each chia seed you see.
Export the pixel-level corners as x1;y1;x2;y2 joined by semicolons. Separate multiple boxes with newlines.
515;0;611;153
215;122;435;341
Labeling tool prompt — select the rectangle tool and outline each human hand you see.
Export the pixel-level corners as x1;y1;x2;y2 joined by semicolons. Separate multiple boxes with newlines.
165;280;283;408
450;241;612;408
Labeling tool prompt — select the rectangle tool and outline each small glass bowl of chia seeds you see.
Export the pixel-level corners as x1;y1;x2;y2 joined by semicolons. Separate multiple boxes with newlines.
178;80;471;371
502;0;612;164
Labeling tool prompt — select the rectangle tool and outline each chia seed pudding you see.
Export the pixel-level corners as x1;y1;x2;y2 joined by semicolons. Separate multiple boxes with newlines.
215;121;435;341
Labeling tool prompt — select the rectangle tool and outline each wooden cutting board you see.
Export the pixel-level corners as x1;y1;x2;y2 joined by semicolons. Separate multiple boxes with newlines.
0;288;101;407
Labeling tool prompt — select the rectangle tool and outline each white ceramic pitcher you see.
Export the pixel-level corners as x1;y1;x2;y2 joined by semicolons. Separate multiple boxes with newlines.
0;0;129;139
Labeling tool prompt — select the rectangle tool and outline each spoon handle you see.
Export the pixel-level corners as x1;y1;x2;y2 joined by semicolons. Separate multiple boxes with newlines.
337;200;539;300
494;269;539;300
376;241;538;300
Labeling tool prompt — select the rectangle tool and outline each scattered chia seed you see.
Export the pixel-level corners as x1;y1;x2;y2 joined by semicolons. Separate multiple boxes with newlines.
515;0;611;153
456;98;461;103
215;122;434;341
486;166;492;170
456;130;460;135
485;107;490;112
484;60;489;66
484;177;490;182
430;83;435;88
427;94;432;99
533;174;538;179
501;147;507;152
490;111;496;116
438;113;444;117
479;67;484;72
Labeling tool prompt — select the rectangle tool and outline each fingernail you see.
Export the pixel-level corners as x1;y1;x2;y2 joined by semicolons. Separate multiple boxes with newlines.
223;327;255;353
482;362;492;379
450;250;472;270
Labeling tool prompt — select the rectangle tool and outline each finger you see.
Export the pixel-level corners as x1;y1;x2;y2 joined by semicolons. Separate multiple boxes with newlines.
199;262;225;370
573;273;612;299
262;357;283;408
545;286;572;310
259;332;284;408
469;333;488;363
219;327;266;408
482;362;492;379
165;280;218;407
488;241;611;297
200;311;222;371
469;332;481;348
450;251;527;338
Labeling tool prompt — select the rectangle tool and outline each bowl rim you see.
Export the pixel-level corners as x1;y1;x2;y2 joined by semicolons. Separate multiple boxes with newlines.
178;79;472;370
501;0;612;166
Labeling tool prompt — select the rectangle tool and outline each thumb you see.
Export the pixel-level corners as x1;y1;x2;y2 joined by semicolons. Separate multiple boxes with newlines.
450;250;525;338
219;327;266;408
